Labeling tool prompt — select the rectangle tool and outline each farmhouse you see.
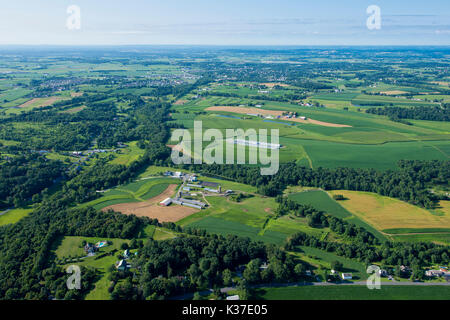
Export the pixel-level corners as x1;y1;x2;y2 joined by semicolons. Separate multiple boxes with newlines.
259;262;269;270
160;198;172;206
116;259;130;271
84;243;97;255
425;270;445;277
341;273;353;280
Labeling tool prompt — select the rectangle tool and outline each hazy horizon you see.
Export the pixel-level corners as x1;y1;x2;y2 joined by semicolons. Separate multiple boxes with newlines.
0;0;449;46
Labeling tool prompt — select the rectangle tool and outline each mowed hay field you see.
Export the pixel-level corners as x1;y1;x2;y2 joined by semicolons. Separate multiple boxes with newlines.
288;190;387;242
329;190;450;232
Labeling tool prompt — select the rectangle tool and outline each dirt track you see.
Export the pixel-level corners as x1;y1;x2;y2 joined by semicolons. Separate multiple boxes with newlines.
205;106;352;128
102;184;199;222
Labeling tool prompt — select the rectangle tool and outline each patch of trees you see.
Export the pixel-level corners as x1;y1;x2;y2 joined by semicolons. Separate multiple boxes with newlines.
108;233;300;300
366;106;449;122
0;154;65;208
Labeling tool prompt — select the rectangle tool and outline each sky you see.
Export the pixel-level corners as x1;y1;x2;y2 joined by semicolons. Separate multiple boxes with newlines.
0;0;449;46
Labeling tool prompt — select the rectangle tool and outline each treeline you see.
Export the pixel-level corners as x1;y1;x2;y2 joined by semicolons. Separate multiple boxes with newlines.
0;154;65;208
366;106;449;122
193;160;449;208
276;197;379;245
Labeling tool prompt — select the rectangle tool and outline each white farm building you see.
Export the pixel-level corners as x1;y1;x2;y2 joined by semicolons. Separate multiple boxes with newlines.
160;198;172;206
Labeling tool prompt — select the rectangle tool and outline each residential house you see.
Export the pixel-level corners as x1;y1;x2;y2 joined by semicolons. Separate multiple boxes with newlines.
341;273;353;280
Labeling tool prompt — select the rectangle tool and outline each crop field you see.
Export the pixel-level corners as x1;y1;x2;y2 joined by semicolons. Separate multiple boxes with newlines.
329;190;450;233
288;190;387;241
181;193;329;245
1;46;449;301
80;177;180;210
292;245;368;280
103;188;199;223
255;285;450;300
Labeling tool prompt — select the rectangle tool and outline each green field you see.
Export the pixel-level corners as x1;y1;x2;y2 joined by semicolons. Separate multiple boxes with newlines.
0;208;32;226
79;177;179;210
181;192;330;245
292;246;368;280
256;285;450;300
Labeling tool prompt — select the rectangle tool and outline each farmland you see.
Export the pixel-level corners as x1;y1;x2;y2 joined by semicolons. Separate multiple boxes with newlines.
255;285;450;300
79;177;180;210
0;46;449;301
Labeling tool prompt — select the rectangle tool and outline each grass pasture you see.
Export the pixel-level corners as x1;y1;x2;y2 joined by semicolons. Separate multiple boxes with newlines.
0;207;33;226
181;194;328;245
256;285;450;300
109;141;146;166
